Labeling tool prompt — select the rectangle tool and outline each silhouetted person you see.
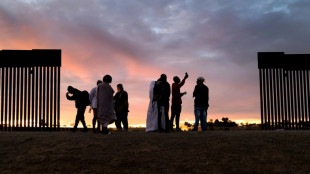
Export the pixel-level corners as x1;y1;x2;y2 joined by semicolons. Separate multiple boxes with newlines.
146;81;166;132
192;77;209;132
170;72;188;131
153;74;171;132
97;75;117;134
66;86;90;132
113;84;129;131
89;80;102;133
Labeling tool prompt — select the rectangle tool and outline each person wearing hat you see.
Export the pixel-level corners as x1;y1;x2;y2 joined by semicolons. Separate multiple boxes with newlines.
192;76;209;132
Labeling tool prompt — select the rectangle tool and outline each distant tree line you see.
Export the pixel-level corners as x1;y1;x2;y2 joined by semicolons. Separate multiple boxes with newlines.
184;117;238;129
209;117;238;128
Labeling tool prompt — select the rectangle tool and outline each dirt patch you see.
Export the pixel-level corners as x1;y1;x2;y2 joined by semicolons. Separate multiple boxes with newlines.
0;130;310;173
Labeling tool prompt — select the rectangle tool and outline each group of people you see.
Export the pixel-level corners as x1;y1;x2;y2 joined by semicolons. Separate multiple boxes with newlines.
146;73;209;132
66;75;129;134
66;72;209;134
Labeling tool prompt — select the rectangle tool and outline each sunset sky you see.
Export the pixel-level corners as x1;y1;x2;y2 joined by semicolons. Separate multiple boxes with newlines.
1;0;310;126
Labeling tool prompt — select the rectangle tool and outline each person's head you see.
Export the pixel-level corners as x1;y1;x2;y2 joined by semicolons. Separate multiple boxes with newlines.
160;74;167;82
103;75;112;84
197;77;205;85
117;84;123;92
173;76;180;83
97;80;102;85
67;86;74;93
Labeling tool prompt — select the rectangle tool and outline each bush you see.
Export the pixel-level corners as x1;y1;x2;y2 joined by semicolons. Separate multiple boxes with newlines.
214;117;238;128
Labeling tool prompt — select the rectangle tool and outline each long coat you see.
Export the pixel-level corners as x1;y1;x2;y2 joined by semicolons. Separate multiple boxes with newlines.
97;83;117;127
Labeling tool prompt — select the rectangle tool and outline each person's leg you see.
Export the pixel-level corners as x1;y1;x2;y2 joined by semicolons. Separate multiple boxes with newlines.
193;107;200;131
164;102;170;131
115;112;122;130
97;119;100;132
93;108;100;132
72;108;80;131
176;104;181;130
92;108;97;132
122;112;128;131
205;109;208;130
157;104;162;130
200;108;207;131
102;127;109;134
81;118;87;132
79;107;87;131
170;104;176;130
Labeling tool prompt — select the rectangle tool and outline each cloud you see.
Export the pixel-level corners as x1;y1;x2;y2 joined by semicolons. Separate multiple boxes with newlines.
1;0;310;124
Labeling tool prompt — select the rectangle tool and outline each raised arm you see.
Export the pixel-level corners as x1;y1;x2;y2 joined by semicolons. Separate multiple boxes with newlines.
179;72;188;88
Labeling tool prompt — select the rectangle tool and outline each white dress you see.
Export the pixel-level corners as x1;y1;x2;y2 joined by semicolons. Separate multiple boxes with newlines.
145;81;165;132
89;87;97;109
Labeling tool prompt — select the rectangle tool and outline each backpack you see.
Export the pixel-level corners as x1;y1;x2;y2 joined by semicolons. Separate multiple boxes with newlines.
153;81;163;102
81;90;91;106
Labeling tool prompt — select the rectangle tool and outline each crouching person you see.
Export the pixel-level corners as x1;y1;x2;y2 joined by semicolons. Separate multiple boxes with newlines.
66;86;90;132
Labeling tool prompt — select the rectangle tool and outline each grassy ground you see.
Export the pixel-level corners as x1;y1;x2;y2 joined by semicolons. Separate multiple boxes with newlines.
0;130;310;174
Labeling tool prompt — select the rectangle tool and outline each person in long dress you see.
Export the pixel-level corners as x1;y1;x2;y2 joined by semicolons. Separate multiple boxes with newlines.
97;75;117;134
146;81;165;132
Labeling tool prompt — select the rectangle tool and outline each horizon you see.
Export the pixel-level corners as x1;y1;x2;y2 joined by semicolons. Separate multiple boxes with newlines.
1;0;310;126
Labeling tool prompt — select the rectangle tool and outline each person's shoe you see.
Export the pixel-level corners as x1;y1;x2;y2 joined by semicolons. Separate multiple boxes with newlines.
83;128;88;132
191;129;198;132
102;131;111;135
123;129;128;132
102;128;111;134
203;130;208;133
176;128;182;132
170;128;175;132
71;128;77;132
